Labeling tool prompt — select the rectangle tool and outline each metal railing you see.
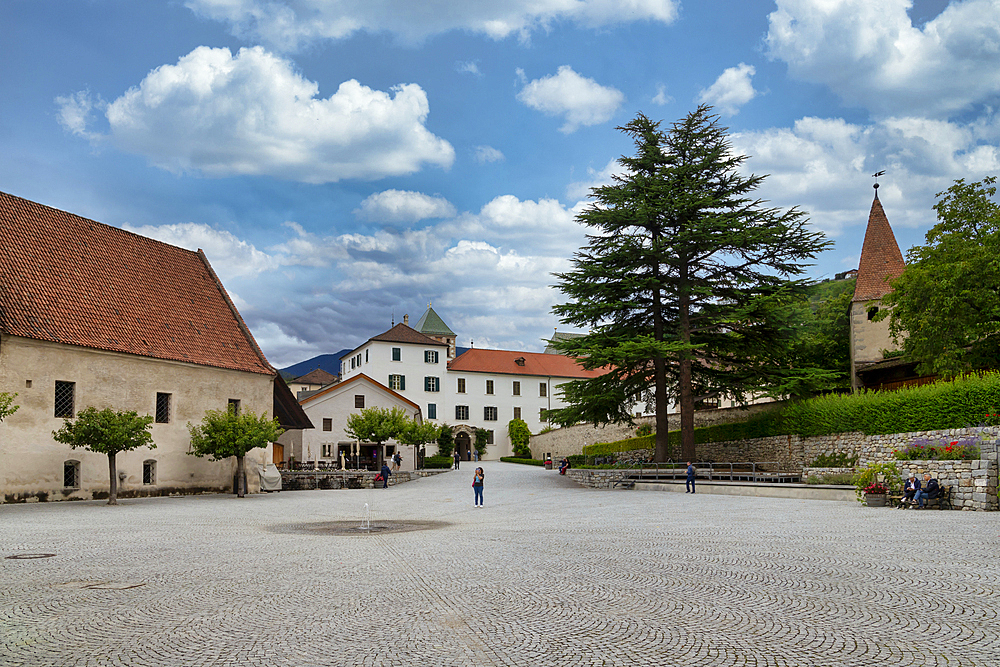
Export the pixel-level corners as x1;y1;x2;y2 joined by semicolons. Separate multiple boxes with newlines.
614;461;799;483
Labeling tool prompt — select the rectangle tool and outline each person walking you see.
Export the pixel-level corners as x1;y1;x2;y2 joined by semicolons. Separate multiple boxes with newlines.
380;462;391;489
685;462;696;494
454;449;461;470
472;467;484;507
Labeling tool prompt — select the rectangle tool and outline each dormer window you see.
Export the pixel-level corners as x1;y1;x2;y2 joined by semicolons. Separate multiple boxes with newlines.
515;357;525;366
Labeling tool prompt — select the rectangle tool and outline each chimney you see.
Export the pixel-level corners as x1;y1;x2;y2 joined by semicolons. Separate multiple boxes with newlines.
403;314;409;326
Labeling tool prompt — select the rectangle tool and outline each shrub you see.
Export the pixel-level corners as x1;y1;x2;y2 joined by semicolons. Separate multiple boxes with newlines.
583;434;654;457
851;462;902;502
500;457;544;466
423;455;453;469
636;423;653;437
806;473;855;485
508;419;531;457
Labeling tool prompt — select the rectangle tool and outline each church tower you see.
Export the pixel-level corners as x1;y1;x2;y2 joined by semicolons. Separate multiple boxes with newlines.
849;184;906;389
414;303;457;359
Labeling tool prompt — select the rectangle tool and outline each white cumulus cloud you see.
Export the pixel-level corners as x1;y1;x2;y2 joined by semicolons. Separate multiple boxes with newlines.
766;0;1000;118
354;190;457;224
185;0;680;50
121;222;278;279
517;66;624;133
58;46;454;183
473;145;505;163
697;63;758;116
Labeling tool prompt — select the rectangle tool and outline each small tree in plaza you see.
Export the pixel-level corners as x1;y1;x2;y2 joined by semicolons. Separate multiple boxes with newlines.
0;392;18;421
508;419;531;458
188;407;283;498
344;407;408;450
52;407;155;505
435;423;455;458
398;419;441;468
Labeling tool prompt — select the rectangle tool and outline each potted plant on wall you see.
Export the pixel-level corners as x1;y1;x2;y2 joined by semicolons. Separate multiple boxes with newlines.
853;462;901;507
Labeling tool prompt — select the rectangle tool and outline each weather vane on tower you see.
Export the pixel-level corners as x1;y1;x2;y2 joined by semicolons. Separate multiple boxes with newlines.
872;170;886;195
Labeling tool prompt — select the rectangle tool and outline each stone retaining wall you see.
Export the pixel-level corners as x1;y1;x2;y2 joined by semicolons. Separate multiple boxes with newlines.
280;471;412;490
896;460;997;511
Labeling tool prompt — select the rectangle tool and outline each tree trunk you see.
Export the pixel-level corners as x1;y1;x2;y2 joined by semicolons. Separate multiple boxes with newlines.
653;357;670;462
679;358;695;462
236;455;245;497
107;453;118;505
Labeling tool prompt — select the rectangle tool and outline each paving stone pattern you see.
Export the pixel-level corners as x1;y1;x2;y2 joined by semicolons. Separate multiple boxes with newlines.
2;462;999;666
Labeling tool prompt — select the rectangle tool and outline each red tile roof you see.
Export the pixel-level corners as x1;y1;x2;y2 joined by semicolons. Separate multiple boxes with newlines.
299;373;421;412
447;348;606;379
0;191;273;375
366;323;448;348
293;368;337;385
853;194;906;302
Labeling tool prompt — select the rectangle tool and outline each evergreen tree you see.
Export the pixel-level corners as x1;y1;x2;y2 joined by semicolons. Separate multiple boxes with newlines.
551;107;830;461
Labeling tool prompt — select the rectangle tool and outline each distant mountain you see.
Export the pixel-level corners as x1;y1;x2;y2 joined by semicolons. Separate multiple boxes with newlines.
280;350;351;380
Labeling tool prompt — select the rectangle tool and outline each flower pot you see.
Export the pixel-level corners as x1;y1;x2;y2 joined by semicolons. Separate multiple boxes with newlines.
865;493;887;507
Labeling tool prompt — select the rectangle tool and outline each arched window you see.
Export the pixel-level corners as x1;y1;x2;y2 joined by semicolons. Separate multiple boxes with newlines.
143;460;156;485
63;460;80;488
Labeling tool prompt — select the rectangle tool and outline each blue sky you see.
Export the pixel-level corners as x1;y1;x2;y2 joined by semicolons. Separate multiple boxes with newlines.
3;0;997;367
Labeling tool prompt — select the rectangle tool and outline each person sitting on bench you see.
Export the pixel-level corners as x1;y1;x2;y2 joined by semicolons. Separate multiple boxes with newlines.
913;473;940;509
902;473;921;506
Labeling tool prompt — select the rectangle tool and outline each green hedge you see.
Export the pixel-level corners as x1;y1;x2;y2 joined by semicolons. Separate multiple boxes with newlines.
584;372;1000;455
500;457;545;466
422;455;453;469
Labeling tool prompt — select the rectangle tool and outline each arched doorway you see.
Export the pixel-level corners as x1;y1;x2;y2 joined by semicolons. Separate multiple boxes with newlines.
454;431;471;461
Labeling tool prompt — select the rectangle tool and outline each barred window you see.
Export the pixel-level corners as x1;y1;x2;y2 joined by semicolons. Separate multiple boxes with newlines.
54;381;75;418
323;418;333;431
457;378;466;393
484;406;498;421
513;407;521;420
355;395;365;408
485;380;494;395
155;393;171;423
512;381;520;396
143;460;156;485
539;382;547;397
455;405;469;421
63;460;80;488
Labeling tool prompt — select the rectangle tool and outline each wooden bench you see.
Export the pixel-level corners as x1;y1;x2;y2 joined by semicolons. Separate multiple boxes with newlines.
894;485;951;510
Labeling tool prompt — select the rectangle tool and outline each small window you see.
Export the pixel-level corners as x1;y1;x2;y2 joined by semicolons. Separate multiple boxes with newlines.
54;381;75;418
512;381;520;396
355;395;365;408
539;382;547;397
143;460;156;485
867;306;879;320
365;349;368;363
424;377;440;393
322;443;334;457
392;347;401;361
428;403;437;420
64;460;80;488
228;398;241;415
486;380;494;395
425;350;439;364
513;407;521;420
540;407;547;421
484;406;498;421
351;357;356;369
455;405;469;421
323;418;333;431
155;392;171;423
389;374;405;391
486;430;494;445
515;357;525;366
457;378;466;393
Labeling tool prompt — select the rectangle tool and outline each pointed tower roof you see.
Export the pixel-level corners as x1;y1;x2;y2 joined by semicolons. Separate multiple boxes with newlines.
414;304;455;337
852;192;906;302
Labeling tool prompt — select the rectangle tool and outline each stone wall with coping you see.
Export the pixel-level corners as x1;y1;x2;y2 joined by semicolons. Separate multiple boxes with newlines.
896;460;998;511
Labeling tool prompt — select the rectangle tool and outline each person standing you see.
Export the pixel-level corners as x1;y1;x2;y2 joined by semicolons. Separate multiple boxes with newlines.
685;462;696;494
380;462;391;489
454;449;461;470
473;467;484;507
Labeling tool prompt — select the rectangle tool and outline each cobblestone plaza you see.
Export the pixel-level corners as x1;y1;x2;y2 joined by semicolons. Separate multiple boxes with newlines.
3;462;998;666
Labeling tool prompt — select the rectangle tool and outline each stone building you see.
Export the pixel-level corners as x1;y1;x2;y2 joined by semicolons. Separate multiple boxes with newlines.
0;191;309;502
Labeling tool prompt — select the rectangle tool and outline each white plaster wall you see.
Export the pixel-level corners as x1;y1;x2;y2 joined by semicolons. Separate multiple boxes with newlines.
850;300;899;367
290;379;420;471
0;335;273;502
